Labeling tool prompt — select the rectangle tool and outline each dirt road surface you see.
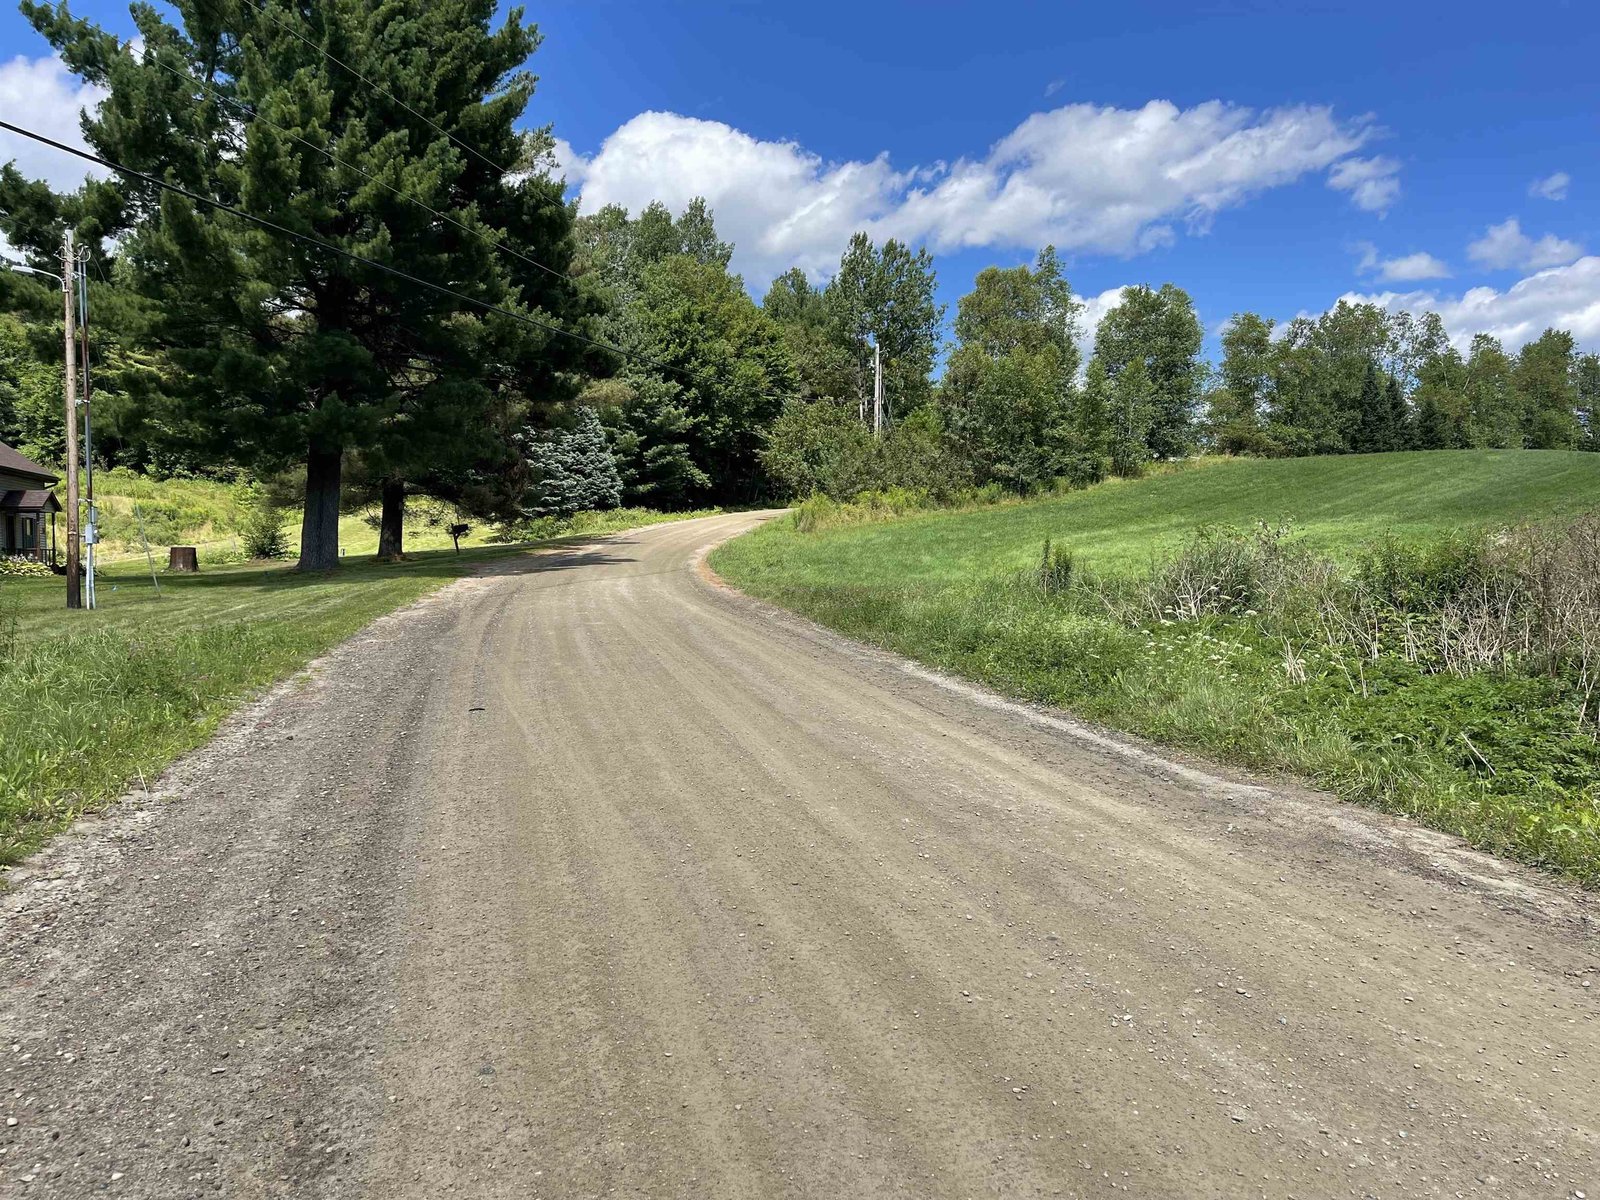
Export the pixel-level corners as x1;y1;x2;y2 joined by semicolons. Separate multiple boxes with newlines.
3;512;1596;1198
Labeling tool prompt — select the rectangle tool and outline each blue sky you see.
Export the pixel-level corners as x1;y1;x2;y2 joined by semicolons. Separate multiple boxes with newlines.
4;0;1597;356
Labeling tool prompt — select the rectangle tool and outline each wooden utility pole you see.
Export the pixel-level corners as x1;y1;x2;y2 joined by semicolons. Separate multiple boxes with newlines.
62;229;81;609
872;339;884;440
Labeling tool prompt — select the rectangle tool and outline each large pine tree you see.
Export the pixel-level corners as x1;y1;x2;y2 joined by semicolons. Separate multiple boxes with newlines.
20;0;596;568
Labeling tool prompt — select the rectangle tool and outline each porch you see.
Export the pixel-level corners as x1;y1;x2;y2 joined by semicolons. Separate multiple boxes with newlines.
1;490;60;565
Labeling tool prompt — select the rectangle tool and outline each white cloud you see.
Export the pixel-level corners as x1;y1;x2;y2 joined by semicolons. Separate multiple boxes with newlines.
1338;256;1600;352
1353;243;1450;282
1528;171;1570;201
0;54;107;192
1466;217;1583;271
1326;155;1401;214
565;99;1386;286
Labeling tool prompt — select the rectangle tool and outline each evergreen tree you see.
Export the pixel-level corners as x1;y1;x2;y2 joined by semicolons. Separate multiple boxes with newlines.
524;407;623;518
1384;376;1412;450
629;255;795;503
1351;360;1388;452
590;376;711;509
20;0;593;568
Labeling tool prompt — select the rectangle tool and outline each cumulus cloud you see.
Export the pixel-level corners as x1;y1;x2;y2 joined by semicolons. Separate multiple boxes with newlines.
1326;155;1401;214
1339;257;1600;352
1075;284;1131;358
1467;218;1583;271
0;54;107;192
564;99;1388;286
1528;171;1570;201
1353;242;1450;282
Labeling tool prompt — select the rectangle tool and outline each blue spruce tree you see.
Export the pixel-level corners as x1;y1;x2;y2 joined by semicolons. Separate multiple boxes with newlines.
525;408;624;519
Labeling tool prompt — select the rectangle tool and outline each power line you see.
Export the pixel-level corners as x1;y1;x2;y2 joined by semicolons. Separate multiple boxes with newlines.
139;48;575;289
0;117;635;363
2;118;801;408
240;0;513;179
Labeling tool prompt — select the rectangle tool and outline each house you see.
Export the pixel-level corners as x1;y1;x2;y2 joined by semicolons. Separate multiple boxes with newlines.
0;440;61;564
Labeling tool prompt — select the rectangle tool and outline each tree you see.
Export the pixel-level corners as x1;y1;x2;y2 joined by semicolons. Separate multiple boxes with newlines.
21;0;593;569
1212;312;1274;453
523;407;623;518
823;233;942;424
1107;358;1154;477
628;255;795;503
762;268;854;402
1576;353;1600;451
1464;335;1520;448
0;311;62;465
1090;284;1202;459
1350;360;1390;453
1411;344;1469;450
940;248;1082;491
1516;328;1581;449
588;376;710;509
760;399;873;498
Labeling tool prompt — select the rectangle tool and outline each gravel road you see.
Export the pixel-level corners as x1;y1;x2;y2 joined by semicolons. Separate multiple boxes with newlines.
3;511;1596;1199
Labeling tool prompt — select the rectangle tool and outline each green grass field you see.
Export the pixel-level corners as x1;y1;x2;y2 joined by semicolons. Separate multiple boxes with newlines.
0;506;710;867
733;450;1600;586
713;451;1600;884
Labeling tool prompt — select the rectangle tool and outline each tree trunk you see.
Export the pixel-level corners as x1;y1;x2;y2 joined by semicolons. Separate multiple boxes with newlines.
297;445;342;571
377;478;406;560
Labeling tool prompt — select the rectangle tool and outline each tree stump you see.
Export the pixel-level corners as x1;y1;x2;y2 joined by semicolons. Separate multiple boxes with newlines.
168;546;200;573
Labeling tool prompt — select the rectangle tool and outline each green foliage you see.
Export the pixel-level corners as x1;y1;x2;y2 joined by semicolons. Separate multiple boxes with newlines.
1090;283;1203;460
1517;328;1582;449
0;556;54;577
17;0;593;568
523;407;623;519
1035;537;1075;597
1353;531;1494;611
629;255;796;503
715;453;1600;884
239;495;290;560
823;233;943;419
941;248;1083;493
0;311;63;465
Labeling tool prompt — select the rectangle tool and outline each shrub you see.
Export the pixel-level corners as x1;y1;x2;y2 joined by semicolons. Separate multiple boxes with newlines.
240;502;290;560
0;555;52;578
1036;538;1075;597
1141;523;1308;622
1354;531;1496;612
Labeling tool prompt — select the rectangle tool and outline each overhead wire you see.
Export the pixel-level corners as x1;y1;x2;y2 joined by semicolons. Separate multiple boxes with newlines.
0;117;633;363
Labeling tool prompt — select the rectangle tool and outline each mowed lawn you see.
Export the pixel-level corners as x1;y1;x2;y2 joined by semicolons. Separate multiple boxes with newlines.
724;450;1600;590
714;451;1600;885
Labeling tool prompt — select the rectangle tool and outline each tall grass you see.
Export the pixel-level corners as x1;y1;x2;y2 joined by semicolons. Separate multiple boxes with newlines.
714;452;1600;885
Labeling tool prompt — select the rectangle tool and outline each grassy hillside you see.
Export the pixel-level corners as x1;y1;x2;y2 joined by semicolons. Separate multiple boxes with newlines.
743;450;1600;587
714;451;1600;885
78;469;506;563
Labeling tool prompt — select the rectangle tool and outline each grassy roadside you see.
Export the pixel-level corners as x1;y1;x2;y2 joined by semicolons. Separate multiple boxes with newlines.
712;451;1600;886
0;507;712;866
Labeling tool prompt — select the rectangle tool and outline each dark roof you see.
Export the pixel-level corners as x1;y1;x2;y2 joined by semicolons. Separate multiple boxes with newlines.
0;441;58;484
0;489;61;512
